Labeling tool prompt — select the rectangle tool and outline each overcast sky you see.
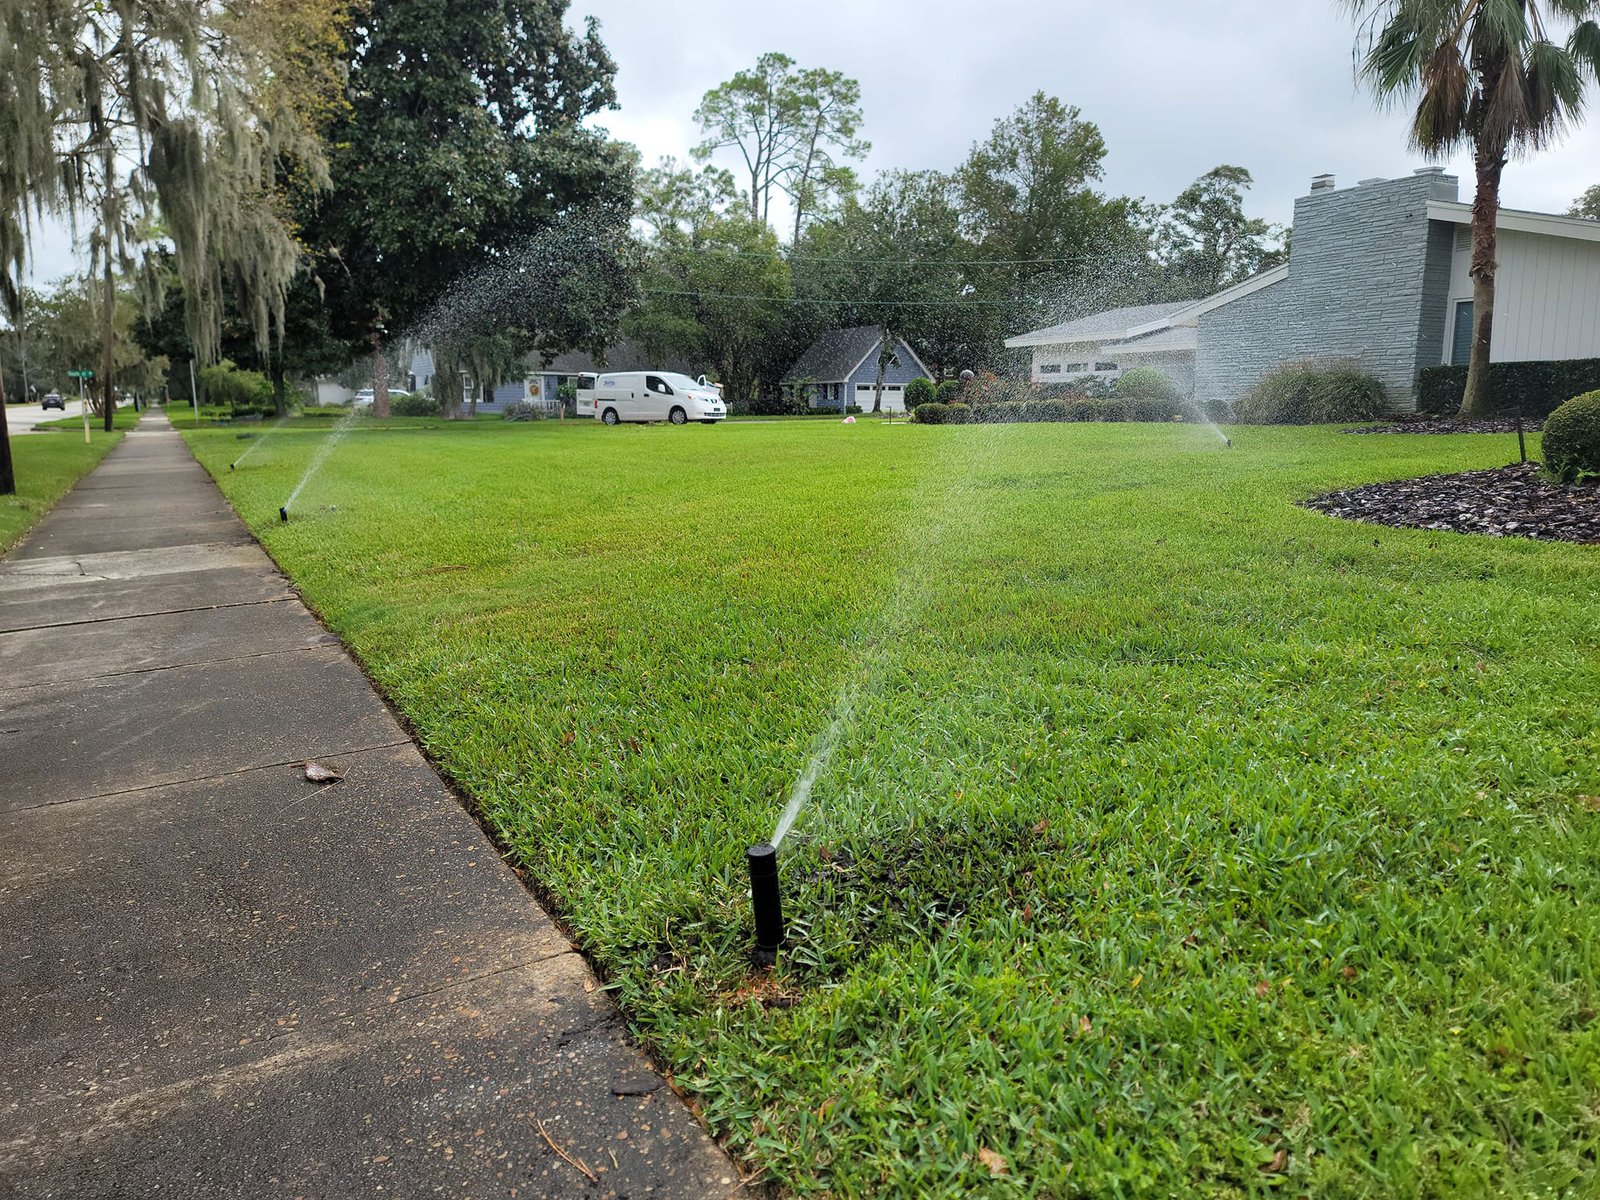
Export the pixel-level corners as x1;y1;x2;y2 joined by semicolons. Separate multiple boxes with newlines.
25;0;1600;282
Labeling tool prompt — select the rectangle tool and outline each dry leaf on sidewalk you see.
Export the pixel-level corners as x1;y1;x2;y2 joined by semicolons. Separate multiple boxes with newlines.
304;760;345;784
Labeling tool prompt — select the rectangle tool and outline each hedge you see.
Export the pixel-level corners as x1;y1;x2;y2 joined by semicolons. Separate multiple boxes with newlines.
1416;358;1600;417
1234;362;1389;425
1541;390;1600;481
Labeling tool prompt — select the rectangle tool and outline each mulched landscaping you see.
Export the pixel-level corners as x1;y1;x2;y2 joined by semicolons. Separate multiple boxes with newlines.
1304;462;1599;543
1342;416;1544;435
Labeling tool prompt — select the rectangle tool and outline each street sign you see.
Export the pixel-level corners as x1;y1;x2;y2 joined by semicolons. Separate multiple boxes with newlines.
68;369;94;379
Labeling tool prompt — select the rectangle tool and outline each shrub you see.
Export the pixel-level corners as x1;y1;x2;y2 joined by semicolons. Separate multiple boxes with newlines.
198;360;275;417
1115;367;1181;405
964;372;1043;408
1234;362;1390;424
1201;397;1233;424
1417;358;1600;417
503;400;542;421
904;377;937;408
391;392;440;417
934;379;963;405
1541;390;1600;481
1124;396;1182;422
912;402;971;424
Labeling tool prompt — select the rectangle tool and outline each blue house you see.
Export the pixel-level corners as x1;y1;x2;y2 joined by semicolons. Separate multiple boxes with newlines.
781;326;932;413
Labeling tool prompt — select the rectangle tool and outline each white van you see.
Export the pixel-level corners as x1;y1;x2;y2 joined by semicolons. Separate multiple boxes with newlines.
586;372;726;425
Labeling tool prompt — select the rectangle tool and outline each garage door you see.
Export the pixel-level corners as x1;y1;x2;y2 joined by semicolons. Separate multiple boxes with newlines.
855;383;905;412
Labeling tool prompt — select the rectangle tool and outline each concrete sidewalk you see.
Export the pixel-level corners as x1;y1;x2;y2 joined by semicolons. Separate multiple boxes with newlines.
0;413;738;1198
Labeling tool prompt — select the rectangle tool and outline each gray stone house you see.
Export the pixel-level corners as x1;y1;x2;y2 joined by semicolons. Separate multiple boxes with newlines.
1007;168;1600;409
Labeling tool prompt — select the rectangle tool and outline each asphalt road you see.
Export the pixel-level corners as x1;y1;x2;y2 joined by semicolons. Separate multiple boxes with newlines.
3;399;89;433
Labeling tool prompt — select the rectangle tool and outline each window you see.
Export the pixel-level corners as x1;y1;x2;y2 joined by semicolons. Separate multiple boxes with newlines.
1039;363;1062;374
1094;362;1118;373
1064;363;1088;374
646;375;673;395
1450;301;1474;365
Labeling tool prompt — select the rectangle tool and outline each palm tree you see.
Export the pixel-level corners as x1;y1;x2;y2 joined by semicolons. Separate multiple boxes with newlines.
1348;1;1600;416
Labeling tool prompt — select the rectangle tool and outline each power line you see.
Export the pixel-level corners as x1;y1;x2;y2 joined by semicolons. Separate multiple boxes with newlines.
642;289;1036;308
656;247;1116;267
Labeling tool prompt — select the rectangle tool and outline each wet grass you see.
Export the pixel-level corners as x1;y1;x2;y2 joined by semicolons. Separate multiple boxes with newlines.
179;415;1600;1198
0;421;124;551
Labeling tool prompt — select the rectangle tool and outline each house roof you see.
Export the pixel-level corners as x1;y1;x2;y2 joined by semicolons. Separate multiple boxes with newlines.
1426;199;1600;244
1134;264;1291;333
1004;302;1191;349
781;326;884;383
1104;324;1198;356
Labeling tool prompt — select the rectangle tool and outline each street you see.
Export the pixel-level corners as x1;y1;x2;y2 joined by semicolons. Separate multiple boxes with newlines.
3;398;92;434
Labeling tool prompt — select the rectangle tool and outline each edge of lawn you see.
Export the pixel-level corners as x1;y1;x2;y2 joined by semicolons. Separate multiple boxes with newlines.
1;418;130;553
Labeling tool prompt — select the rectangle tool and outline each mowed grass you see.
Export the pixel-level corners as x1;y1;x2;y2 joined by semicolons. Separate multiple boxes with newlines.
0;422;125;551
182;416;1600;1198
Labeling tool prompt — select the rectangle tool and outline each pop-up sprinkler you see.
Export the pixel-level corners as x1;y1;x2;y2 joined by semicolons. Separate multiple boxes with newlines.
746;843;786;967
279;506;289;523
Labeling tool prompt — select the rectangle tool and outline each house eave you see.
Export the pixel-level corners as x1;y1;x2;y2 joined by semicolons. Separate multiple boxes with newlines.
1426;200;1600;244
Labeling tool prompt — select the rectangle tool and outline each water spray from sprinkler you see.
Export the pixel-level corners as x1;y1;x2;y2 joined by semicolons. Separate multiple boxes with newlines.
746;843;785;967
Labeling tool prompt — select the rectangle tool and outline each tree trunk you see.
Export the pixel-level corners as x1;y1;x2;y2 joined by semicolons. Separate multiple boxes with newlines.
872;326;889;414
100;256;117;433
0;360;15;496
373;341;390;418
271;357;288;417
1459;149;1504;417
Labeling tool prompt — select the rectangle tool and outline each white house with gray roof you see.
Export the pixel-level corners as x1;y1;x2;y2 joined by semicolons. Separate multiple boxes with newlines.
1008;168;1600;410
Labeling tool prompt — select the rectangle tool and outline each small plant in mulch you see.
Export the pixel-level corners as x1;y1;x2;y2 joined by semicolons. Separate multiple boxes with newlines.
1304;462;1599;543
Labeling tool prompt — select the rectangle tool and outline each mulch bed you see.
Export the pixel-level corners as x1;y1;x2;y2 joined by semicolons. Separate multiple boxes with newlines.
1342;417;1543;435
1304;463;1599;544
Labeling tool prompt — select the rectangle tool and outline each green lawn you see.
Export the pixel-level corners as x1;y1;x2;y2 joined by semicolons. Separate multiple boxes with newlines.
1;420;125;551
180;417;1599;1198
33;403;143;432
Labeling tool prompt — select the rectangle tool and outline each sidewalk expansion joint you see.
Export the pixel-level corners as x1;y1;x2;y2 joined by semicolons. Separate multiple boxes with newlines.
7;741;418;813
0;595;295;636
0;639;335;694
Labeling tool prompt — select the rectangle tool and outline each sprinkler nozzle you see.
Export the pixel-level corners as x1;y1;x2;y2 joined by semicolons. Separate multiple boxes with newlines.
1224;437;1232;447
229;462;236;470
747;842;785;967
279;506;289;523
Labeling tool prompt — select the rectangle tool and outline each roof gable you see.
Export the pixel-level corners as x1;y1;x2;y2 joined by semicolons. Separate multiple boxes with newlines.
1004;302;1191;349
781;326;888;383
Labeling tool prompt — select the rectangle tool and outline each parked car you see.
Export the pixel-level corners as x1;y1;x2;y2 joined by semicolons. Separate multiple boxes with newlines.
41;392;65;411
351;388;411;408
586;372;726;425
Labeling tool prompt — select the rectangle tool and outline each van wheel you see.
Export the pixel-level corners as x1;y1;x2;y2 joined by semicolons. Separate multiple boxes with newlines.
668;406;687;425
602;408;620;426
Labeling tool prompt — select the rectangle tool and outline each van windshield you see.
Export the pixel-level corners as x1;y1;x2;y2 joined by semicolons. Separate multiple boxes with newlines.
659;373;703;391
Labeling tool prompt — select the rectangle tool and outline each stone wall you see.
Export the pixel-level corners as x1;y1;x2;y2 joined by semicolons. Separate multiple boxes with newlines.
1196;170;1460;411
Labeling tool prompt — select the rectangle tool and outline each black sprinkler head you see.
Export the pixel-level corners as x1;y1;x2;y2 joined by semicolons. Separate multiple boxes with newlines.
229;462;236;470
1224;437;1233;447
279;506;289;523
747;843;786;967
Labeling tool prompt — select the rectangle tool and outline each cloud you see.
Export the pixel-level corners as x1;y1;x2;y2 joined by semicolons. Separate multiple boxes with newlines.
583;0;1600;224
25;0;1600;284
